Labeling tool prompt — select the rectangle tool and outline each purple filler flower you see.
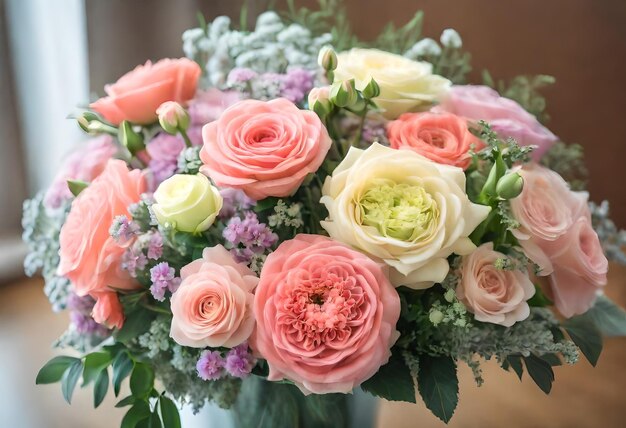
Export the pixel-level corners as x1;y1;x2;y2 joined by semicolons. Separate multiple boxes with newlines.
149;262;180;301
224;343;255;378
219;187;256;219
197;350;225;381
146;232;164;260
122;248;148;278
109;215;140;245
223;212;278;251
280;68;314;103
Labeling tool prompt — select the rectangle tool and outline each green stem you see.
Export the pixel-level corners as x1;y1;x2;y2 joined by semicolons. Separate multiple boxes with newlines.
179;128;193;148
352;104;369;148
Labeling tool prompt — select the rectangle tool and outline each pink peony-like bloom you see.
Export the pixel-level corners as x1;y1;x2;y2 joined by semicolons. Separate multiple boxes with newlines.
509;164;588;274
188;88;241;126
170;245;259;348
90;58;201;125
434;85;558;160
200;98;332;200
251;234;401;394
509;164;607;317
44;135;118;209
387;112;482;169
58;159;147;328
457;243;535;327
547;216;608;318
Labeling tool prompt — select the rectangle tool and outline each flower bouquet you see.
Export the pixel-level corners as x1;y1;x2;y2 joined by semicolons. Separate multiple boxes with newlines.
24;2;626;427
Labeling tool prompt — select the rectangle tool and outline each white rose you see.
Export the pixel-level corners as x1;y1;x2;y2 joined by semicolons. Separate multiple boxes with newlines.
152;173;223;233
320;143;490;288
333;48;451;119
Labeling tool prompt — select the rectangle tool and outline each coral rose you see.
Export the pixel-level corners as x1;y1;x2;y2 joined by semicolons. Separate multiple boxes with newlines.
170;245;258;348
90;58;201;125
387;112;482;169
457;243;535;327
334;49;451;119
434;85;557;160
321;143;490;288
251;234;400;394
200;98;332;200
58;159;147;328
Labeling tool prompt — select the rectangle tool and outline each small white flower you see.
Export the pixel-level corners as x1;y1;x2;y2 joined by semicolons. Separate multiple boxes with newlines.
440;28;463;48
256;11;281;28
209;16;231;40
407;38;442;57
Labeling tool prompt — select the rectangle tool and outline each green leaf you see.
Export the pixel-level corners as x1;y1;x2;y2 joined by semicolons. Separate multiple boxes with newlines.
527;284;553;307
82;351;112;386
417;355;459;423
36;356;79;385
361;355;416;403
159;396;181;428
94;368;109;408
523;354;554;394
540;353;562;367
115;395;136;408
148;410;162;428
121;401;150;428
563;315;603;366
61;359;83;404
113;352;134;397
253;197;280;213
130;363;154;398
585;295;626;337
67;179;89;197
115;309;154;343
506;355;524;380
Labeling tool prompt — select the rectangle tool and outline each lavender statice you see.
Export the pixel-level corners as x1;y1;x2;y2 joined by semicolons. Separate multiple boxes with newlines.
66;293;109;336
197;350;225;381
224;343;255;378
122;247;148;278
223;212;278;263
226;68;314;104
219;188;256;219
149;262;181;302
279;68;314;103
146;231;164;260
109;215;140;245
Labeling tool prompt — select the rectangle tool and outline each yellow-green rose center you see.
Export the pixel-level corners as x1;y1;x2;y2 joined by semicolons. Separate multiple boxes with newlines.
358;180;439;241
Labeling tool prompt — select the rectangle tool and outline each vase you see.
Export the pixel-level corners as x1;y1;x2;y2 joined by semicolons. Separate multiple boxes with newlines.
180;376;378;428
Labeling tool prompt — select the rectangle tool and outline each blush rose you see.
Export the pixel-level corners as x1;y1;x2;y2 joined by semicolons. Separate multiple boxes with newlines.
200;98;332;200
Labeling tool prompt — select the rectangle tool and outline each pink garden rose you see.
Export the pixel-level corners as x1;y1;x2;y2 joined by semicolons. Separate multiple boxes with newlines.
251;234;401;394
387;112;482;169
58;159;147;328
547;216;608;318
510;164;607;317
91;58;201;125
188;88;241;126
457;243;535;327
170;245;258;348
200;98;332;200
434;85;558;160
44;135;118;209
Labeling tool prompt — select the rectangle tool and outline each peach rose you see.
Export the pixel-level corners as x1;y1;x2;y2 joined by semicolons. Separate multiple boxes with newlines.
509;164;588;274
457;243;535;327
200;98;332;200
170;245;258;348
90;58;201;125
58;159;146;328
251;234;401;394
92;291;125;330
387;112;482;169
547;216;608;318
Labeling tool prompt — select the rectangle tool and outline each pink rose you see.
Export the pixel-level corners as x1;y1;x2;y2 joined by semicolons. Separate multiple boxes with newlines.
170;245;258;348
434;85;557;160
188;89;241;126
92;291;125;330
387;112;482;169
251;234;401;394
510;164;588;274
457;243;535;327
58;159;147;328
44;135;118;209
200;98;332;200
547;216;608;318
90;58;201;125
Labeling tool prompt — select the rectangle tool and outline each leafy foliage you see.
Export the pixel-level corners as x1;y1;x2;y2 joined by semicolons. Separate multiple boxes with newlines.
417;356;459;423
541;141;588;190
585;295;626;337
361;355;416;403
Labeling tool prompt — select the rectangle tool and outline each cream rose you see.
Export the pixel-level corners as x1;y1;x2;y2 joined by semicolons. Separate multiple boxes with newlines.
152;173;222;233
333;49;451;119
170;245;258;348
457;243;535;327
320;143;490;288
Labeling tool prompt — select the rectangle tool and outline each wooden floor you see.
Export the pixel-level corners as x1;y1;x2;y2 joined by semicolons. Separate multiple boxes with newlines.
1;265;625;428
